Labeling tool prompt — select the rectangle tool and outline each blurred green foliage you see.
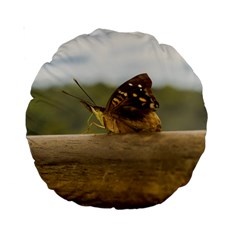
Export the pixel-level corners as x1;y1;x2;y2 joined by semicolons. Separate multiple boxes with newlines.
26;83;207;135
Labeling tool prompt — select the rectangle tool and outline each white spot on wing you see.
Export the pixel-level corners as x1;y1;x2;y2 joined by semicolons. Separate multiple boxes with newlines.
128;83;133;86
139;97;147;102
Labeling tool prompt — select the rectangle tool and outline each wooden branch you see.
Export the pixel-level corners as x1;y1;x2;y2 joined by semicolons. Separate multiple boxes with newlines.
27;130;206;209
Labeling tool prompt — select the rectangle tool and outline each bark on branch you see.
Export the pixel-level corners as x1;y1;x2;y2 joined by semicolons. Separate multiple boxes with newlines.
27;130;206;209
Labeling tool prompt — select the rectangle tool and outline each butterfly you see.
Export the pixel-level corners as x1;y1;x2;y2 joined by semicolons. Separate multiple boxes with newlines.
63;73;161;133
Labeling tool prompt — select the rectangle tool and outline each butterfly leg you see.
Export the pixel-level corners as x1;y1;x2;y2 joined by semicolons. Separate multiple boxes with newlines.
89;122;105;129
82;113;94;133
83;113;105;133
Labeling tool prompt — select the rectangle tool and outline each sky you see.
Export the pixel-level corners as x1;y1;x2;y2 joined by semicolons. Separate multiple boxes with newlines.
32;29;202;91
1;1;240;240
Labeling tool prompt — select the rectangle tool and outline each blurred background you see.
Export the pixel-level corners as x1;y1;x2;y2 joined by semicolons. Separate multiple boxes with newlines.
26;82;207;135
26;29;207;135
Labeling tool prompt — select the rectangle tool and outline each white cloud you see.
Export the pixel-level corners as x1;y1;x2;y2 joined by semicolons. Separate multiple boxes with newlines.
32;29;202;91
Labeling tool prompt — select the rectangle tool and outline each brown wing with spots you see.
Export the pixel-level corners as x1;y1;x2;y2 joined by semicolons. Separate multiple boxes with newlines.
105;73;159;120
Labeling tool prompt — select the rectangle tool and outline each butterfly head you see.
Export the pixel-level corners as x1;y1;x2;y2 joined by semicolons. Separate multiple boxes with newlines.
89;105;105;126
72;98;106;127
62;88;105;127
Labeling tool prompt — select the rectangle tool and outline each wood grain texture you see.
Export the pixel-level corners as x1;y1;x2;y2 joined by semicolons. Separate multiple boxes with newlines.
27;130;206;209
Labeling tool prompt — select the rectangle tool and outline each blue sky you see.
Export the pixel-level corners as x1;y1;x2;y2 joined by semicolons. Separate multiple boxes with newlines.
32;29;202;91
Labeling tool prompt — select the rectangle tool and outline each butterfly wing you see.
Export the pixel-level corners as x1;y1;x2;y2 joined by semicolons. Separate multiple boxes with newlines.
105;73;159;119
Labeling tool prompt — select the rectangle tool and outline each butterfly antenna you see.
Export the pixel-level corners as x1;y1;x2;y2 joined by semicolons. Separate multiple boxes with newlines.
73;78;96;105
62;90;93;112
62;90;82;101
